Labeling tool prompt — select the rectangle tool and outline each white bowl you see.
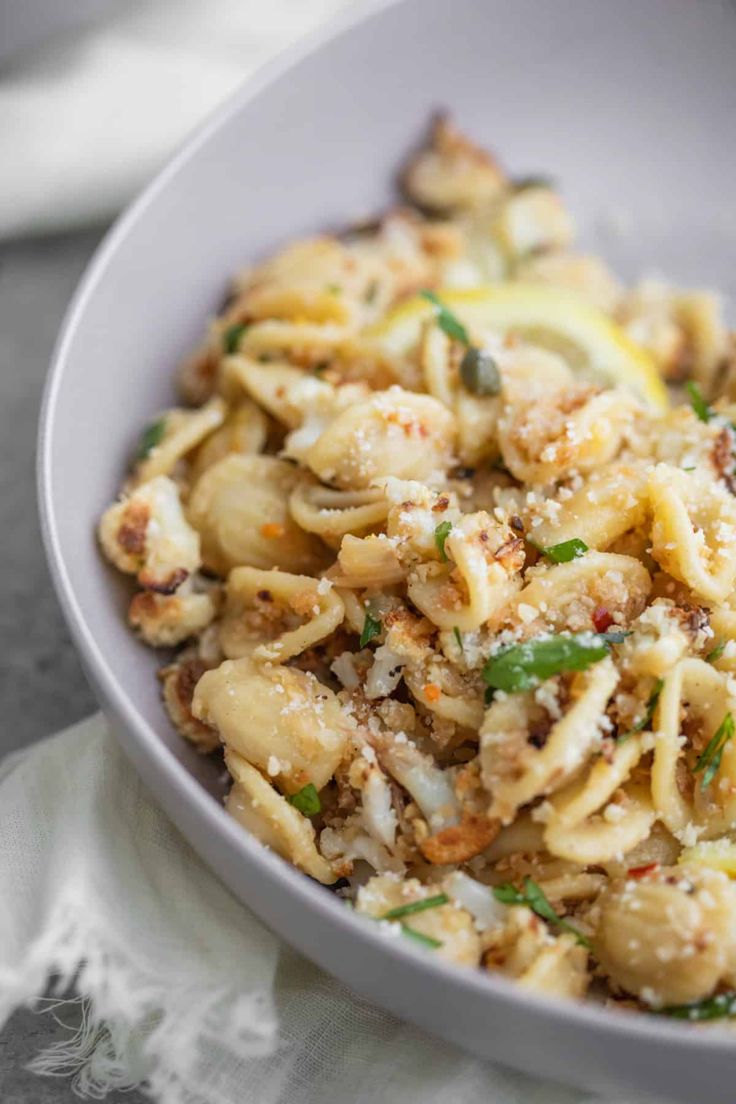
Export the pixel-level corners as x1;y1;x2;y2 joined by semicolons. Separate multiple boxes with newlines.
38;1;736;1097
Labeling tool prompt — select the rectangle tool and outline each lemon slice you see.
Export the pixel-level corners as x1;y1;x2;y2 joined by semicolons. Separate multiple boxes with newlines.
680;841;736;878
367;283;668;412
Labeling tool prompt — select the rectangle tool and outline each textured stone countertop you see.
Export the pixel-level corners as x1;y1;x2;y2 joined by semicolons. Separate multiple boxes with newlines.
0;231;147;1102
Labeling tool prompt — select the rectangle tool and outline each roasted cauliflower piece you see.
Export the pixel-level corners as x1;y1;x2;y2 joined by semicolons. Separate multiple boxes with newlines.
98;475;200;593
129;579;218;648
401;114;507;214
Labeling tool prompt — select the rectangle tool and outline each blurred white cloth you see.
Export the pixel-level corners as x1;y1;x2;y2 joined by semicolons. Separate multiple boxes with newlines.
0;0;350;239
0;716;649;1104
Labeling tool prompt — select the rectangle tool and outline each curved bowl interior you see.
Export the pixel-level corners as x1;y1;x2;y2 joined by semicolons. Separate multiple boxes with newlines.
39;0;736;1098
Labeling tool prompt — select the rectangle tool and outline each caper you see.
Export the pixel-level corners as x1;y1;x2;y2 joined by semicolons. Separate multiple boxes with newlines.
460;347;500;396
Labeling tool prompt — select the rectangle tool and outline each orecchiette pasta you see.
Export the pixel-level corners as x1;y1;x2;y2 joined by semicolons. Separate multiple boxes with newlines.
134;397;227;484
189;400;269;484
481;658;619;824
225;748;336;884
651;658;736;839
218;566;344;662
187;454;327;576
649;464;736;603
306;388;455;489
100;114;736;1019
193;656;353;793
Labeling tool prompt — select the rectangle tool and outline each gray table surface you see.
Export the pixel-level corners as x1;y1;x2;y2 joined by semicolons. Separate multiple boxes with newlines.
0;230;148;1102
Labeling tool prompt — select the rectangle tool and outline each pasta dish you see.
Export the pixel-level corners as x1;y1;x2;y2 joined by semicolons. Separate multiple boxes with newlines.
99;116;736;1021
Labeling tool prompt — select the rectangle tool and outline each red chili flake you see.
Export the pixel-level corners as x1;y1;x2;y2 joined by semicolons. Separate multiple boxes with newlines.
627;862;659;879
592;606;614;633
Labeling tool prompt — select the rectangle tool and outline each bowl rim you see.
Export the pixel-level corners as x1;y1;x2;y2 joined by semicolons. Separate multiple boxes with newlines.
36;0;736;1060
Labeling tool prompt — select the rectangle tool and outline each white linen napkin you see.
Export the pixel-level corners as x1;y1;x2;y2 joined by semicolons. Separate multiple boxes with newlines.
0;715;647;1104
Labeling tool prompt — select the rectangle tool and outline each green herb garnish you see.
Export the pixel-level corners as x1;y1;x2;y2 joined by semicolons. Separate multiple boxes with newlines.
434;520;453;563
360;611;382;648
656;991;736;1021
682;466;697;472
694;711;734;791
288;783;321;816
420;289;471;346
399;925;443;949
326;283;341;295
223;322;248;355
482;633;612;693
493;877;590;947
364;279;379;304
686;380;712;424
136;418;166;461
383;893;448;921
706;641;727;664
617;678;664;744
460;346;501;396
537;537;589;563
453;627;464;653
513;175;555;192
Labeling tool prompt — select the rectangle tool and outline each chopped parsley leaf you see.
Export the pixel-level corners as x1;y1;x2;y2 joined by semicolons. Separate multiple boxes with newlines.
617;678;664;744
453;627;464;653
513;175;555;192
434;520;453;563
493;877;590;947
420;289;471;346
399;925;443;949
136;418;166;461
706;640;727;664
686;380;713;423
360;611;382;648
287;783;321;816
223;322;248;354
694;711;734;791
483;633;612;693
383;893;448;921
537;537;589;563
656;991;736;1021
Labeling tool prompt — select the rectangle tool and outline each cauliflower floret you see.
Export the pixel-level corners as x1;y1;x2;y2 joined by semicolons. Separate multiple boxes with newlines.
98;475;200;592
159;644;220;753
401;114;507;214
129;579;217;647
